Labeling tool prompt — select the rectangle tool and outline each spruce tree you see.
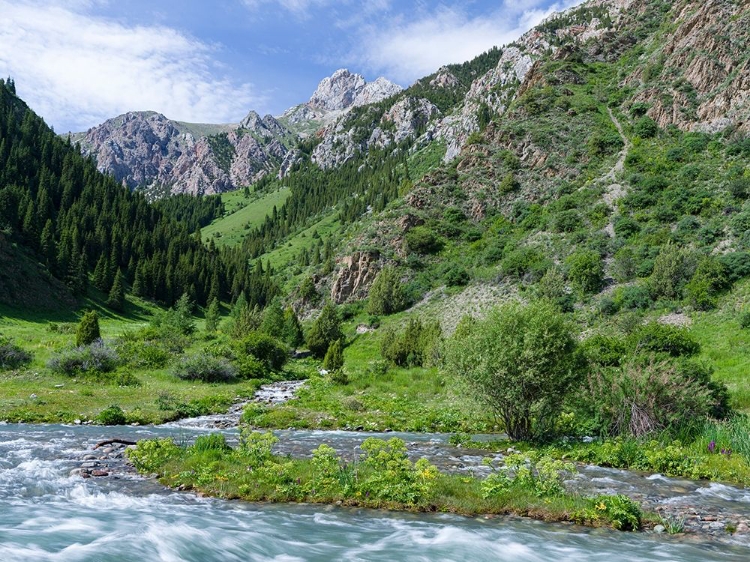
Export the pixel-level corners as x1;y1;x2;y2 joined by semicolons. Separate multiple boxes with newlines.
306;302;343;358
106;269;125;311
76;310;100;346
205;297;220;333
323;339;344;371
259;298;285;339
282;307;304;348
40;219;56;267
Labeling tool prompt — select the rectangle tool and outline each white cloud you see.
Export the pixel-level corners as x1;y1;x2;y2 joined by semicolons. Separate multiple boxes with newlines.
350;1;583;85
0;1;264;132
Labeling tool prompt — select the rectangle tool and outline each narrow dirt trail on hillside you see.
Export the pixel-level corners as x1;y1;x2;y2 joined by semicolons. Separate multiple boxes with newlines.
602;108;631;238
602;107;631;206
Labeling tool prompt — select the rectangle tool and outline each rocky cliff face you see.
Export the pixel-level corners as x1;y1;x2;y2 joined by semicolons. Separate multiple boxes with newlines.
74;110;292;196
76;69;402;194
628;0;749;134
330;251;380;304
311;96;441;169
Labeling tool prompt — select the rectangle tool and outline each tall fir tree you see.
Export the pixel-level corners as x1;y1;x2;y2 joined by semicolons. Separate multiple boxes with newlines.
106;268;125;311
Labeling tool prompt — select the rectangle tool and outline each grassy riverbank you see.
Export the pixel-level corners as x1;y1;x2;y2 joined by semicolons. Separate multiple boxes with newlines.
451;415;750;488
0;298;294;424
127;432;644;532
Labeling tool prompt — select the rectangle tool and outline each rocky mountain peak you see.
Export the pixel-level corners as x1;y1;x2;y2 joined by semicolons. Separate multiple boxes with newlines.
309;69;367;112
282;69;404;133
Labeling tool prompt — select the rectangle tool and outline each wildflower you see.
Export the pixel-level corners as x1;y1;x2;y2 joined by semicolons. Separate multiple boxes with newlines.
707;441;716;454
595;502;607;511
721;448;732;458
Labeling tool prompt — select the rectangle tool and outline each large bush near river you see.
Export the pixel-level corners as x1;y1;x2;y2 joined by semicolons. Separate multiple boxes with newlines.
446;300;582;441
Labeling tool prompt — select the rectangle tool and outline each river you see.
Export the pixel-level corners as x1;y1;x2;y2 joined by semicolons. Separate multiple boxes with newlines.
2;423;750;561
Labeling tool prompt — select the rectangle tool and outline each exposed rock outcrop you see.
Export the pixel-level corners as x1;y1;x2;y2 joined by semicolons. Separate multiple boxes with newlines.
311;97;440;169
330;251;380;304
627;0;749;134
281;69;403;136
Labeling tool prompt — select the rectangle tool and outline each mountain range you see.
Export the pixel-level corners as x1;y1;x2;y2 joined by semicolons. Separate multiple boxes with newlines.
71;0;748;200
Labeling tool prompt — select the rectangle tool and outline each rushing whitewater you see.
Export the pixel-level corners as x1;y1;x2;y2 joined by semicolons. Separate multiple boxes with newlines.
2;424;750;561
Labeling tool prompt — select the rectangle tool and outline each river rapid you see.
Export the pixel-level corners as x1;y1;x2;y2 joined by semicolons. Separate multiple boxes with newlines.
2;422;750;561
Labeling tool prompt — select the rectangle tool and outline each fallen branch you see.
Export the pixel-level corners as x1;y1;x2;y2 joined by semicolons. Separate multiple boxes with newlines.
93;438;137;449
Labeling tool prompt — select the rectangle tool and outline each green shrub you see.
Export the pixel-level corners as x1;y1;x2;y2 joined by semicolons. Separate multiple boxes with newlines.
443;264;470;287
482;454;576;499
76;311;101;347
649;244;693;300
96;405;127;425
552;209;582;233
582;334;629;367
635;117;657;138
501;246;550;281
381;318;442;368
719;252;750;282
357;438;438;504
192;434;231;453
368;267;408;315
151;293;196;336
235;331;288;371
126;438;181;474
238;429;278;466
566;250;604;294
172;353;237;382
613;216;640;238
235;355;268;379
113;370;142;387
0;336;32;370
740;311;750;329
405;226;443;254
585;358;718;437
615;285;651;311
446;300;581;441
48;341;121;375
117;340;172;369
629;323;699;357
590;494;641;531
298;277;319;304
684;257;728;310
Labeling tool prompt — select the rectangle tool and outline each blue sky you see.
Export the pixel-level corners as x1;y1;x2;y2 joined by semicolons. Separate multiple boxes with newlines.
0;0;581;132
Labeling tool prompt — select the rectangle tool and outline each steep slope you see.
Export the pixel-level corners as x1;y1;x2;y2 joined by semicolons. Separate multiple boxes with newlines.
0;80;232;309
221;0;748;328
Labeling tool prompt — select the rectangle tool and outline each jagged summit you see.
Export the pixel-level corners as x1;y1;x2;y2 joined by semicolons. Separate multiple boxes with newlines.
307;69;402;112
280;69;403;133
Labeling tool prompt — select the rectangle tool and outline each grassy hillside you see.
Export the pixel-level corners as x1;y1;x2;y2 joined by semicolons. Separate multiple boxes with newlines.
202;187;291;246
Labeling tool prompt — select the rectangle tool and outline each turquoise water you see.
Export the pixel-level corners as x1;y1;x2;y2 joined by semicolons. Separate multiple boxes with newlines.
1;424;748;561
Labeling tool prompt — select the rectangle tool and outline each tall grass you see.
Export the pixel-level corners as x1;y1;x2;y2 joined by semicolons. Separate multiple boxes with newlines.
692;415;750;459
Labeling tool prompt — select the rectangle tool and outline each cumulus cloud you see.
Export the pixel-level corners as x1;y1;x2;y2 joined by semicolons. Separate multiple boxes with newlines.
0;1;264;132
350;1;582;85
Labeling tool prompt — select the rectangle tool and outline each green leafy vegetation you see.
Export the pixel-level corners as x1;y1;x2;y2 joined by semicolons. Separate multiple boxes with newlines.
127;432;641;531
446;301;581;441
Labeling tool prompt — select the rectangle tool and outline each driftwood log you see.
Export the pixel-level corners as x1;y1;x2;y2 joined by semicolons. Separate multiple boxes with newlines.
93;438;137;449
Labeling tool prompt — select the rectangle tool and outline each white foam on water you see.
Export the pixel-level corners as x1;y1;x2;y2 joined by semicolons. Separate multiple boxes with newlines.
696;482;750;503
